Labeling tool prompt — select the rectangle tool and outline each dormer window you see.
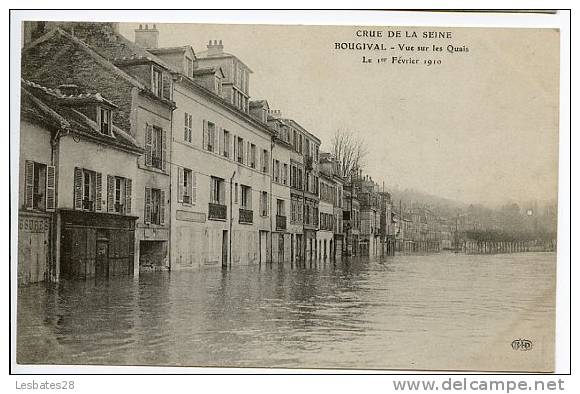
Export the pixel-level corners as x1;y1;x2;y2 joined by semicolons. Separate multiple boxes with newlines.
152;66;163;97
185;56;194;78
97;106;112;135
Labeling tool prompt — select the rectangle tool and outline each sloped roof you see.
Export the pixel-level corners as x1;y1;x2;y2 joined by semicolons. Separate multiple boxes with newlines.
22;79;142;154
23;79;118;108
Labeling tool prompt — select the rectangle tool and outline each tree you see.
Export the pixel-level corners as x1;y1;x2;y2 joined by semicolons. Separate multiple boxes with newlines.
330;130;368;179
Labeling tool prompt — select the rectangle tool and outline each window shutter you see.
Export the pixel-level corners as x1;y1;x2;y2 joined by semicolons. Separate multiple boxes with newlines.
95;172;102;211
160;190;166;225
213;126;218;154
177;167;184;203
74;167;83;210
45;165;55;212
246;142;250;166
184;113;189;141
125;179;132;214
202;120;207;150
210;178;215;203
191;172;197;203
161;128;167;172
219;128;224;156
233;135;237;160
144;187;151;224
24;160;34;210
219;181;225;204
107;175;115;212
145;124;152;166
162;73;172;100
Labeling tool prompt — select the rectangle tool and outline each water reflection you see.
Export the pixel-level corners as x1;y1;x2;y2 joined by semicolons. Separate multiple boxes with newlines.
17;253;556;371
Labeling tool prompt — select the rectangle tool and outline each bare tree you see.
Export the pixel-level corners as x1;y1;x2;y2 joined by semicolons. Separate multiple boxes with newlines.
331;130;368;179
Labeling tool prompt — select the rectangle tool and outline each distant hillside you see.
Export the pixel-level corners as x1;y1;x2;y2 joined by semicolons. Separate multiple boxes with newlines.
387;187;468;218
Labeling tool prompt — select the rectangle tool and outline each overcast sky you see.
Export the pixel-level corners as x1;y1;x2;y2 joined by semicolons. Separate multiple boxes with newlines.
119;23;559;207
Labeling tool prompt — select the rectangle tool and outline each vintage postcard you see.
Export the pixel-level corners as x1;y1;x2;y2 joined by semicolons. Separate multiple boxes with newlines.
15;19;560;372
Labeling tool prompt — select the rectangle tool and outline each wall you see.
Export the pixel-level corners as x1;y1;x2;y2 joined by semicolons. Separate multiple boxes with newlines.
18;121;53;209
57;136;138;210
169;81;272;269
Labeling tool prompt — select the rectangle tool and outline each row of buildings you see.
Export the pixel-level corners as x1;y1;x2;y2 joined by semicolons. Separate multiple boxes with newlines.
18;22;453;285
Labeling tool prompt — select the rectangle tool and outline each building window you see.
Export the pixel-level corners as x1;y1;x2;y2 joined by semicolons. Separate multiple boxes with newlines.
107;175;131;214
152;67;163;97
260;191;268;217
249;143;256;168
114;177;125;213
148;188;163;225
151;126;163;169
144;187;165;225
277;199;285;216
240;185;251;210
82;169;95;211
261;149;269;173
223;130;230;157
234;183;238;203
24;161;54;211
184;113;192;142
210;177;225;204
205;121;216;152
274;160;280;183
178;168;195;204
237;137;244;164
185;56;194;78
98;107;112;135
283;163;288;185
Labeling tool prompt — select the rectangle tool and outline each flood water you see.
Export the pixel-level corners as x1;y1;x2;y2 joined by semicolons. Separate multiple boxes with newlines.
17;252;556;371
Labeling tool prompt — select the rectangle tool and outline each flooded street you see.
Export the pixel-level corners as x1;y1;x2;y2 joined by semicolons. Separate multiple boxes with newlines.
17;252;556;371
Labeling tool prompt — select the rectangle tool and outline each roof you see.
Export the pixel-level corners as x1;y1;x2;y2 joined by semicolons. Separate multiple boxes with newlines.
281;118;321;145
148;45;195;58
196;49;254;73
194;66;225;78
23;79;118;108
21;79;142;154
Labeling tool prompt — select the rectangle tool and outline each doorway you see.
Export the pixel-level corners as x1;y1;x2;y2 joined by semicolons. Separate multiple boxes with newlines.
95;240;109;278
278;234;284;262
222;230;228;268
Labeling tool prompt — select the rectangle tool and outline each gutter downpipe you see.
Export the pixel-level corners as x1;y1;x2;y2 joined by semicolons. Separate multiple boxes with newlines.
229;170;236;269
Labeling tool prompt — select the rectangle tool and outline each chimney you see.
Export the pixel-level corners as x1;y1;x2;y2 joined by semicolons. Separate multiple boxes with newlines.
134;23;159;49
207;39;224;56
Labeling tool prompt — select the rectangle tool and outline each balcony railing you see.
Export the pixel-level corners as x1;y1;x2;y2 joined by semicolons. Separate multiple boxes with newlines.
276;215;287;230
239;208;253;224
208;203;227;220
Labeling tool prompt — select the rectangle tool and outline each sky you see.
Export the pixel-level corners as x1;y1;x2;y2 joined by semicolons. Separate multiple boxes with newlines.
119;23;560;207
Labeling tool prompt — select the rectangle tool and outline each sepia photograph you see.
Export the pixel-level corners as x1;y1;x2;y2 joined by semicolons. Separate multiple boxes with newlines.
11;10;568;375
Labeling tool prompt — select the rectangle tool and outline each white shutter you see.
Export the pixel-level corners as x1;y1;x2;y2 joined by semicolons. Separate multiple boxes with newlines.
45;165;55;212
160;190;166;225
144;187;151;224
210;178;215;203
233;135;237;161
191;172;197;203
219;128;225;156
219;182;225;205
202;120;207;150
161;127;167;172
125;179;132;214
24;160;34;210
145;124;152;166
95;172;102;211
73;167;83;210
177;167;184;203
107;175;115;212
